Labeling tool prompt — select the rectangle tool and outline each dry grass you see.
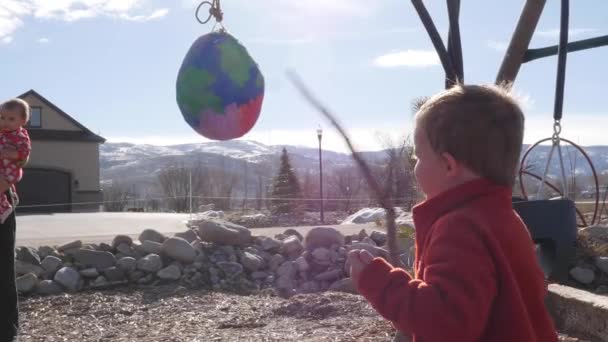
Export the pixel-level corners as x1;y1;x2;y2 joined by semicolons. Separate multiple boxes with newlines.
18;284;587;342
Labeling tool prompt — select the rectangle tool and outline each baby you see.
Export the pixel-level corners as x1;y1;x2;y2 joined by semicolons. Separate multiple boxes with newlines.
0;99;31;222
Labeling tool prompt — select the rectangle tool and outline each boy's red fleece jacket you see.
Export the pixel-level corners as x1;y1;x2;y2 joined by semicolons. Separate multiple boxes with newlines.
356;178;558;342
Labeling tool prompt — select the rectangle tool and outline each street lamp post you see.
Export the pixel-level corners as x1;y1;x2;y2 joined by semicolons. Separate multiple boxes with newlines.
317;127;324;223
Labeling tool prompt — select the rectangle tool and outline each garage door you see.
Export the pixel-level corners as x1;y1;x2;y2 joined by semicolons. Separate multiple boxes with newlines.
16;168;71;213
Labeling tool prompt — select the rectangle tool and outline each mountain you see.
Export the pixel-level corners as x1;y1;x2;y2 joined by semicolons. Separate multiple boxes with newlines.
100;140;386;194
100;140;608;196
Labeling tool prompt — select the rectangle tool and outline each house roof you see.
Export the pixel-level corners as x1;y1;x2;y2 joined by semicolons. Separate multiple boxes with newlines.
18;89;106;143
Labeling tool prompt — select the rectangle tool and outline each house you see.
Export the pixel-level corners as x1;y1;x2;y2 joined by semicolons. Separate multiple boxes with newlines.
15;90;105;212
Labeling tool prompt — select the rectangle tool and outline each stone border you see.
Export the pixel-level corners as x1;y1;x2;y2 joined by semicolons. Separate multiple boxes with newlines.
547;284;608;341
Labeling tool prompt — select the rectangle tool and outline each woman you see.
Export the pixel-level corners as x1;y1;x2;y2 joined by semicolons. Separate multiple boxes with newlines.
1;185;19;341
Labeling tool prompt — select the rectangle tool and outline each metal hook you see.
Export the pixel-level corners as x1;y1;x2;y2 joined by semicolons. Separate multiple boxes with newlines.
195;0;223;25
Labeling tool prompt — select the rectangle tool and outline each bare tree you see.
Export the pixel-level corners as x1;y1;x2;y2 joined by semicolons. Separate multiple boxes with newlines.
378;134;418;210
103;182;133;212
328;166;363;212
207;156;238;210
157;160;211;212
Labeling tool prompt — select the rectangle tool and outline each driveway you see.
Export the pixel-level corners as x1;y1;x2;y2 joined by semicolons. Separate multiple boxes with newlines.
15;212;376;247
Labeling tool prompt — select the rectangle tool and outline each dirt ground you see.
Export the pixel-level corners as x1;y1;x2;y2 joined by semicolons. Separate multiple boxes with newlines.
18;285;586;342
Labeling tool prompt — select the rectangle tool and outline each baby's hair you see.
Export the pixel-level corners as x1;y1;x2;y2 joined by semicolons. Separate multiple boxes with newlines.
1;98;30;123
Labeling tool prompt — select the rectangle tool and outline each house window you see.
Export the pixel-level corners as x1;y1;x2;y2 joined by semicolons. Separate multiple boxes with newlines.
27;107;42;128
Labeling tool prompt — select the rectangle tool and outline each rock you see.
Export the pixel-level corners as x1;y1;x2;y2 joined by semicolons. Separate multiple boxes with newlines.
578;225;608;257
277;261;297;279
192;210;224;220
137;254;163;273
17;247;41;266
175;229;198;243
362;236;377;246
240;252;264;272
299;281;320;293
260;237;282;252
295;256;309;272
38;246;55;259
596;285;608;295
54;267;82;292
217;261;244;278
329;278;357;294
91;276;108;287
36;280;63;295
251;271;269;280
142;240;163;255
17;273;38;293
269;254;285;272
304;227;345;251
58;240;83;252
117;257;137;273
41;256;63;274
569;267;595;285
79;268;99;278
347;242;389;259
16;260;44;277
370;231;387;245
312;247;332;264
72;249;116;270
116;243;136;257
138;274;155;284
157;265;182;280
595;256;608;274
112;235;133;248
138;229;166;244
98;243;113;252
161;237;196;263
358;229;368;241
195;219;252;246
281;236;304;258
102;266;125;281
283;228;303;241
314;269;342;282
129;270;145;282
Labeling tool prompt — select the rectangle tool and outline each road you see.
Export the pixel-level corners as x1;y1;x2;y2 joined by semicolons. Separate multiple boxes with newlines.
14;212;376;247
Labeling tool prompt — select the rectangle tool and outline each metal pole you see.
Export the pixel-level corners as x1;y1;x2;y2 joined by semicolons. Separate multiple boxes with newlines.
317;128;324;223
189;168;193;215
495;0;546;85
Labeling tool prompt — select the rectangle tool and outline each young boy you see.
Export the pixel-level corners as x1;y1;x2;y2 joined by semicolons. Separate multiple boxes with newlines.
348;84;557;341
0;99;31;222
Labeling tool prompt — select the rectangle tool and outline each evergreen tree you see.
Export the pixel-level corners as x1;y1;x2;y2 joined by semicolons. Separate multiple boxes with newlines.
271;148;302;213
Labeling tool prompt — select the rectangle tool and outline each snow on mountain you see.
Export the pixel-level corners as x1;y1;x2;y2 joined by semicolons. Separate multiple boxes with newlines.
100;140;608;196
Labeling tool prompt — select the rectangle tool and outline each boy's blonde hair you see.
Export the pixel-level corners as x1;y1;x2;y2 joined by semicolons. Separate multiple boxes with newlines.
1;98;31;122
415;83;524;186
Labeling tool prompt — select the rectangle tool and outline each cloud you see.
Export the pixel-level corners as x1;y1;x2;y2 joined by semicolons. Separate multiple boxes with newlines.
119;8;169;22
0;1;29;43
0;0;169;43
373;50;440;68
487;27;598;52
37;37;49;44
536;28;597;39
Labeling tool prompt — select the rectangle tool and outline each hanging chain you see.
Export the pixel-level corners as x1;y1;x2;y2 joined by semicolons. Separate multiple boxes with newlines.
552;120;562;143
195;0;223;25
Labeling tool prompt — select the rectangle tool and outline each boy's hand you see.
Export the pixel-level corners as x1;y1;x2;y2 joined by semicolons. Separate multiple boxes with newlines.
347;249;374;287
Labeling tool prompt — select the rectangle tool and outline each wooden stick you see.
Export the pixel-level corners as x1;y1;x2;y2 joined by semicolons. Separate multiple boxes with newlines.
495;0;546;85
286;71;403;268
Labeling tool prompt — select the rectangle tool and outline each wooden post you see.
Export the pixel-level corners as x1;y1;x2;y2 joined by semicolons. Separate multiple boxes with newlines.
495;0;547;85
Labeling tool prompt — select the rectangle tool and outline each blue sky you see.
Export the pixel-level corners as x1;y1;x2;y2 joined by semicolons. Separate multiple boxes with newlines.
0;0;607;152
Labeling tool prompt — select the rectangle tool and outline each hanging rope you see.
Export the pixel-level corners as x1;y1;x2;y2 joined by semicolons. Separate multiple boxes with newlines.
536;0;570;200
195;0;224;26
